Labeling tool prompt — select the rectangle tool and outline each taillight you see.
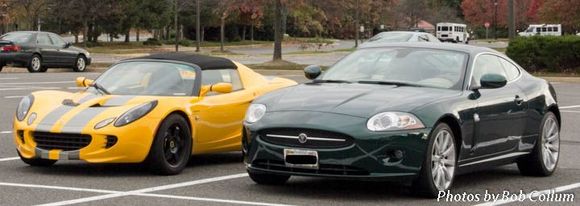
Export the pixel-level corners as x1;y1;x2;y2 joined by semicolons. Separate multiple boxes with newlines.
1;45;21;52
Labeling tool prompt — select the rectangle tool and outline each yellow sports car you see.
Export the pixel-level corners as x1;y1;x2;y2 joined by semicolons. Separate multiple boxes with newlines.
13;53;296;175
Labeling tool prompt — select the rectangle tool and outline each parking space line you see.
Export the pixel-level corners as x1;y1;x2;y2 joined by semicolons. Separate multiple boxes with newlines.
0;87;61;91
474;182;580;206
561;110;580;113
0;180;292;206
560;105;580;109
4;96;24;99
0;81;74;85
0;77;19;80
0;157;19;162
38;173;249;206
0;131;12;134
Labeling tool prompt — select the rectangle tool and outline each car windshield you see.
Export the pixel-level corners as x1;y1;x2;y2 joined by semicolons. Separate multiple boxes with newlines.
0;32;32;44
321;48;468;90
93;61;198;96
368;33;413;42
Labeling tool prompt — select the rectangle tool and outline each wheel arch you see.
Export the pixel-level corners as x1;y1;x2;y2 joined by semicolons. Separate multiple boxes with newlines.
547;104;561;129
434;114;463;152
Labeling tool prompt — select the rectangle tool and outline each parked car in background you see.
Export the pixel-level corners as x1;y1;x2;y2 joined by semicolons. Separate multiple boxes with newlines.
0;31;91;73
518;24;562;37
363;31;440;46
436;23;469;43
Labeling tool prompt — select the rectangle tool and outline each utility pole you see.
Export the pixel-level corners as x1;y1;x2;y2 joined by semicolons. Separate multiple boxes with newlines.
493;0;498;40
273;0;282;61
354;0;360;48
195;0;200;52
508;0;515;40
174;0;179;52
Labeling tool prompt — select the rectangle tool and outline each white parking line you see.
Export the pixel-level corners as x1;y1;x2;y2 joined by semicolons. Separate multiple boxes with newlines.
0;181;292;206
474;182;580;206
561;110;580;113
0;81;74;85
0;131;12;134
38;173;251;206
0;77;19;80
4;96;24;99
0;157;19;162
0;87;61;91
560;105;580;109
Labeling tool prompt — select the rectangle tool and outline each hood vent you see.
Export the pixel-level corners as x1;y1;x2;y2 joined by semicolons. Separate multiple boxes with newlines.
62;99;80;106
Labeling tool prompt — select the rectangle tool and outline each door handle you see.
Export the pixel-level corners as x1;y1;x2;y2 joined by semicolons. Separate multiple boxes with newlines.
514;95;524;106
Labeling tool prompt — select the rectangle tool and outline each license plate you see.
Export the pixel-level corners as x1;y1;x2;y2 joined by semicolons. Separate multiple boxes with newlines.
284;149;319;169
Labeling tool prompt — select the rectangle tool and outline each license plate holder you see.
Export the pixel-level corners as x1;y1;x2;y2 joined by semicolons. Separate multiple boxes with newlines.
284;149;319;169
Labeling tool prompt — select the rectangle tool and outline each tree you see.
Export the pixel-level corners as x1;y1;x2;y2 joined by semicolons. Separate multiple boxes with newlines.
273;0;282;61
539;0;580;32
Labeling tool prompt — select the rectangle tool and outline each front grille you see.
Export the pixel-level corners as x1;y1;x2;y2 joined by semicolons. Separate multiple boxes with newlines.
33;132;92;151
259;128;354;148
252;160;369;176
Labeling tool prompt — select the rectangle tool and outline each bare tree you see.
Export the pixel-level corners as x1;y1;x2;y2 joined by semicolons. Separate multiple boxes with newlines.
273;0;282;61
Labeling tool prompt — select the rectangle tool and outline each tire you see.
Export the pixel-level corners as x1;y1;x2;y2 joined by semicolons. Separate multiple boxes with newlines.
517;112;560;176
73;55;87;72
412;123;457;198
27;54;43;73
0;65;3;72
248;172;290;185
18;151;57;167
147;114;192;175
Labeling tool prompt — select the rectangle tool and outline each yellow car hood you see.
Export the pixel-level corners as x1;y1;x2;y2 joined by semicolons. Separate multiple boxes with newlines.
28;90;175;133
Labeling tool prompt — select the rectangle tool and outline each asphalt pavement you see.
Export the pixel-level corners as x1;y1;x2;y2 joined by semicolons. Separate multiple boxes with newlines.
0;72;579;206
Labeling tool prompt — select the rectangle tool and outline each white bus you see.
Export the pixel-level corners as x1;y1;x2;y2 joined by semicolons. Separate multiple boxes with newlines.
436;23;469;43
518;24;562;36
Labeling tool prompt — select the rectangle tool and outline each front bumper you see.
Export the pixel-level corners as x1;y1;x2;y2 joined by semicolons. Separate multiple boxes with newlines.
13;115;159;163
244;111;432;181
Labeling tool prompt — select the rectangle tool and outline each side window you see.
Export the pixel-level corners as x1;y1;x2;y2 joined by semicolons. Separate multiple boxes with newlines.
49;34;66;47
418;35;429;42
554;27;559;32
472;55;507;85
498;58;521;81
36;34;52;46
202;69;243;91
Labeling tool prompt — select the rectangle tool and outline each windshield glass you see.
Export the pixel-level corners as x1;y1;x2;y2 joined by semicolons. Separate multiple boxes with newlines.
0;32;32;44
368;33;413;42
321;48;468;89
94;61;198;96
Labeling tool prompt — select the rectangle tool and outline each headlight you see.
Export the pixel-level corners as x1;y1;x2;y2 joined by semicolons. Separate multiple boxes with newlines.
16;95;34;121
114;101;157;127
245;104;266;123
367;112;425;131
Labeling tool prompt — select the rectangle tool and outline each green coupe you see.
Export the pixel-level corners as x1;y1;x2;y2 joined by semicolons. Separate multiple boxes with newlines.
242;43;560;197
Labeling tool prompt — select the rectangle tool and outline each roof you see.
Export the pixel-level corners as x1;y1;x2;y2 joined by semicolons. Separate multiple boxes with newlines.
358;42;498;55
129;52;237;70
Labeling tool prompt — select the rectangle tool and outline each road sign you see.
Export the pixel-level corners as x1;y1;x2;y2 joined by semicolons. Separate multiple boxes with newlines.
485;22;490;28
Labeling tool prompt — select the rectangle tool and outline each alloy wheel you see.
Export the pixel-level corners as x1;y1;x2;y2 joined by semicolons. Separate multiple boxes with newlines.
31;57;41;71
163;124;185;166
542;116;559;171
431;129;456;191
77;57;86;71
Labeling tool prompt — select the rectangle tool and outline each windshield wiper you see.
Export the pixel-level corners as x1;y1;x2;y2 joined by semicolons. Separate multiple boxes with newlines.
357;80;423;87
91;82;110;95
312;79;352;84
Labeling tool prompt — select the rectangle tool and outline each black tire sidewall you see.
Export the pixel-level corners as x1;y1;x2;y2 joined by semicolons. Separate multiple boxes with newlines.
148;114;192;175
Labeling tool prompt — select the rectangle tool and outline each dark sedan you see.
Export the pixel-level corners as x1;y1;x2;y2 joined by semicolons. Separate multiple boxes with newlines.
0;31;91;73
242;43;560;197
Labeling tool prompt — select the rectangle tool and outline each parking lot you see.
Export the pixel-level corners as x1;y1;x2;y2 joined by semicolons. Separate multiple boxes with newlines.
0;71;579;206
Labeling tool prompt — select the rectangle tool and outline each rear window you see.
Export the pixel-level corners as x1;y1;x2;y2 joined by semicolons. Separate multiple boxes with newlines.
0;32;32;44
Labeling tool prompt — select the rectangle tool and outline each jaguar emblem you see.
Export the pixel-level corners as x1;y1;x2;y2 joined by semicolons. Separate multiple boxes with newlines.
298;133;308;144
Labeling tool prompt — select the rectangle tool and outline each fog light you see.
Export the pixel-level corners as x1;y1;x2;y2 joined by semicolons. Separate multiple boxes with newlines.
27;113;37;125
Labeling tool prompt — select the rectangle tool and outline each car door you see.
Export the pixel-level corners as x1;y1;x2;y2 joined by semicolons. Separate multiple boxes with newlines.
192;69;252;153
35;33;58;65
48;33;77;66
471;54;527;157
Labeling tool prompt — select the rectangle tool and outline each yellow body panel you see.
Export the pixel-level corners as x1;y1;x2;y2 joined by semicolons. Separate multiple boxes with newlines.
14;61;297;163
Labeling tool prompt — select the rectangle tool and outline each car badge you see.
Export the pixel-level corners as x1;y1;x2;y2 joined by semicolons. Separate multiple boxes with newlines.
298;133;308;144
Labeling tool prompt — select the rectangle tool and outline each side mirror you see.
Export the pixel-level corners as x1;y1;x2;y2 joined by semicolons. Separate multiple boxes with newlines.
479;73;507;89
65;42;72;48
304;65;322;80
200;83;233;96
75;77;93;87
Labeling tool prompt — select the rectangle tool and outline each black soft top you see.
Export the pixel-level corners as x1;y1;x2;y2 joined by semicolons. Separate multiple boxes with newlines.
130;52;238;70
